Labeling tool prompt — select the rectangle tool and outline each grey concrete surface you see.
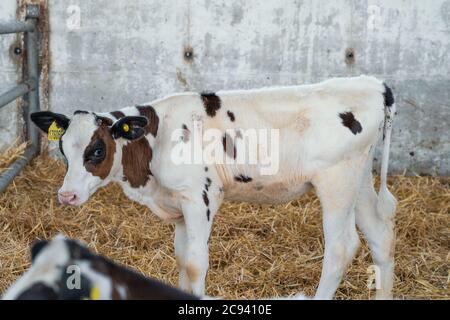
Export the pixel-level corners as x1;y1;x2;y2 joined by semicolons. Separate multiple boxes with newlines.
0;0;20;151
1;0;449;175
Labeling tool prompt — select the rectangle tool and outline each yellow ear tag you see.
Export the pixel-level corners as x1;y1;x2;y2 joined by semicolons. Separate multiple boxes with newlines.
47;121;65;141
89;286;101;300
122;123;130;132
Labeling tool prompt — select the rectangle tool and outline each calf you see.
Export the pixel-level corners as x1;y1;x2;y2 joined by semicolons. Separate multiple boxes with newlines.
30;75;397;299
2;235;199;300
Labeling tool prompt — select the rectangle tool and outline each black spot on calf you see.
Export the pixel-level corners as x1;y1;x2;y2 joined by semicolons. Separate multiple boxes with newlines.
181;124;190;142
226;110;235;122
339;112;363;135
202;190;209;206
205;177;212;191
383;83;395;108
222;133;236;159
206;208;211;221
201;92;221;117
234;175;253;183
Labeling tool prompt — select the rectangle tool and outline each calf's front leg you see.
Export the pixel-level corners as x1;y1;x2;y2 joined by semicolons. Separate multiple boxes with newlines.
176;187;221;296
174;221;191;292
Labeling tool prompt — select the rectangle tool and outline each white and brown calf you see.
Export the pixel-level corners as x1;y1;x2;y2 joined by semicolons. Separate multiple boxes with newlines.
30;75;397;299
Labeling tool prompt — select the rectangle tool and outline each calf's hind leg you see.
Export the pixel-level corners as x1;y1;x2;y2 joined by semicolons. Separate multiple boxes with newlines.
312;157;367;299
355;170;396;299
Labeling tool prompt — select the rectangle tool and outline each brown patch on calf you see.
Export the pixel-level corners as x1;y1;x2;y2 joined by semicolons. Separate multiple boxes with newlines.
186;262;200;283
200;92;221;117
84;126;116;179
339;112;363;135
122;138;153;188
89;253;196;299
222;133;236;159
94;115;113;127
293;111;310;133
111;110;125;119
137;105;159;137
111;284;122;300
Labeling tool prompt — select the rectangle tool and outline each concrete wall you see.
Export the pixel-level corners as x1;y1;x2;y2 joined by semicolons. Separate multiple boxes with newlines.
0;0;20;151
2;0;449;175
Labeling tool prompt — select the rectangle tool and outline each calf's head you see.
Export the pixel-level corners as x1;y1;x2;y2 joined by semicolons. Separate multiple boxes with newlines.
31;111;148;206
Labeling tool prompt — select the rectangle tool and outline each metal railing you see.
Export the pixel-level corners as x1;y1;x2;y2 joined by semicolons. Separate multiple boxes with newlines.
0;5;40;193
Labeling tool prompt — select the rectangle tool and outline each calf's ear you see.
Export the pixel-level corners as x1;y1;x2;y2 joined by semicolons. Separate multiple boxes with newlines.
30;111;70;133
110;116;148;140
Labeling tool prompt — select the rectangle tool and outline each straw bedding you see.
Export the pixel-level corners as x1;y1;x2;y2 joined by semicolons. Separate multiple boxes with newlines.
0;148;448;299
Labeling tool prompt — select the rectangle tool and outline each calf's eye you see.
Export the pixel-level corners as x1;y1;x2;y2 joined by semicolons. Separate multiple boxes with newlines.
93;148;104;158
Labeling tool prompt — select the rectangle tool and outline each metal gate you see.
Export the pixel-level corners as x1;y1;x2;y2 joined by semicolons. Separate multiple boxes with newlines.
0;4;40;193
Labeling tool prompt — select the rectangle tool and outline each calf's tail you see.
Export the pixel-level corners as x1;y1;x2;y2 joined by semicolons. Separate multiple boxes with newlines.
377;83;397;220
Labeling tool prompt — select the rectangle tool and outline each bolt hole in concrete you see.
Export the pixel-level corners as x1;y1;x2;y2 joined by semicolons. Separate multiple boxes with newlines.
345;47;355;65
183;45;194;63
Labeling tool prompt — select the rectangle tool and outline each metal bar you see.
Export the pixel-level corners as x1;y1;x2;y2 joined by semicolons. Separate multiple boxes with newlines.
0;79;36;109
0;20;35;34
25;7;40;153
0;145;37;193
0;4;41;194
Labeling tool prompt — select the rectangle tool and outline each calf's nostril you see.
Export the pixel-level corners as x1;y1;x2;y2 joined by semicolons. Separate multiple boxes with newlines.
70;194;78;202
